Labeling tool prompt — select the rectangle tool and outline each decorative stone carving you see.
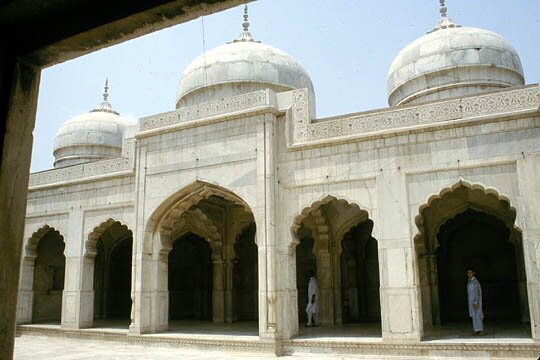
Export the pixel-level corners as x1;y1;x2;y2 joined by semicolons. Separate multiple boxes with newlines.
29;157;132;188
140;90;270;132
85;219;132;258
289;86;539;147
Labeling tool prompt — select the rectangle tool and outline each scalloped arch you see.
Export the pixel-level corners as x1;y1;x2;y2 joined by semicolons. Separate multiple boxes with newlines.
85;218;132;258
26;225;65;259
160;208;222;258
414;179;517;253
290;194;369;248
148;180;253;236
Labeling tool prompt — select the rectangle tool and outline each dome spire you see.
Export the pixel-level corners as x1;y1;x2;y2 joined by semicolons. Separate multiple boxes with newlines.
439;0;448;18
103;78;109;102
430;0;460;33
91;78;119;115
232;4;259;43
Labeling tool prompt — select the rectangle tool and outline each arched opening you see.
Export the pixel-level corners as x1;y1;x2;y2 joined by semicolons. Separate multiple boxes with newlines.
437;209;522;323
292;196;381;337
32;230;65;324
233;222;258;321
92;221;133;326
340;220;380;324
154;183;258;334
416;183;530;337
295;226;317;324
168;232;213;321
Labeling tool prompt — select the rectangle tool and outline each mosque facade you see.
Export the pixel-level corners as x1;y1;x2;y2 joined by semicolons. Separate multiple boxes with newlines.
17;2;540;354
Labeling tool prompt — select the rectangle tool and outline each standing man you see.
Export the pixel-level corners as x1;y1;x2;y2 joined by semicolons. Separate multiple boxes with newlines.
466;269;484;335
306;270;319;327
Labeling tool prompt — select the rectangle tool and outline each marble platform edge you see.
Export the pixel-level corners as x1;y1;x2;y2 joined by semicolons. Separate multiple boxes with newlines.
16;325;273;352
283;338;540;358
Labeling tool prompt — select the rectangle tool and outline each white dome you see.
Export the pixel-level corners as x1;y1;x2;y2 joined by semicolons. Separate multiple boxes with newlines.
176;7;315;116
53;86;131;168
387;13;524;106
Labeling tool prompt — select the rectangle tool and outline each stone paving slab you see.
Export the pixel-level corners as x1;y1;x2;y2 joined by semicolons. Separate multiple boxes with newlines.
14;334;540;360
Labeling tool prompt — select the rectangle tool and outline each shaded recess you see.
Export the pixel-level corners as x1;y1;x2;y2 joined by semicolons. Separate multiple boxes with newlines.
168;232;213;320
415;182;529;331
340;220;380;324
234;222;258;321
32;230;65;323
93;222;133;321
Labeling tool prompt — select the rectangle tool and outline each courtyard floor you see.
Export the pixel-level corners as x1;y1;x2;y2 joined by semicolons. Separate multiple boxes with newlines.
13;320;538;360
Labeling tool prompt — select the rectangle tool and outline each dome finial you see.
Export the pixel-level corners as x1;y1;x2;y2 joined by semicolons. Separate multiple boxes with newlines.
430;0;460;33
232;4;259;43
103;78;109;102
242;4;249;32
439;0;448;18
91;78;118;115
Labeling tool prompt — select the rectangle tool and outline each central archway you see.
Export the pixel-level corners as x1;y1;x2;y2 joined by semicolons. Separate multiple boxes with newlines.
151;181;258;333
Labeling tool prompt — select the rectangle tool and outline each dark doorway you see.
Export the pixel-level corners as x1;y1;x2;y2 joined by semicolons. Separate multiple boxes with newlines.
234;223;258;321
32;231;65;323
340;220;380;324
93;225;133;321
108;238;133;319
296;226;317;324
168;232;213;320
436;209;523;323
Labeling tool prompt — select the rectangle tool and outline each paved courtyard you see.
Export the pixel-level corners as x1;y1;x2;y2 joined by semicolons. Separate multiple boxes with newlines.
13;333;539;360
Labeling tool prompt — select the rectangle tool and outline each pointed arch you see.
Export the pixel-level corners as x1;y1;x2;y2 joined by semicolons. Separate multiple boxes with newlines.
85;218;132;258
290;194;370;248
414;179;517;254
160;208;222;260
148;180;253;235
26;225;64;259
413;178;529;330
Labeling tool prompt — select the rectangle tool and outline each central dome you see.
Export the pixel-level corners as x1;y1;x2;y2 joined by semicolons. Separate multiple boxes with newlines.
176;6;315;116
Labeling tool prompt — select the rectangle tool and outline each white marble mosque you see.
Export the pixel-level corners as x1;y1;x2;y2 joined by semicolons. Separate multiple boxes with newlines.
16;1;540;357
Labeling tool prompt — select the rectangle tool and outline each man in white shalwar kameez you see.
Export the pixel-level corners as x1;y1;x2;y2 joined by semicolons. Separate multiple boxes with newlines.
306;270;319;327
466;269;484;335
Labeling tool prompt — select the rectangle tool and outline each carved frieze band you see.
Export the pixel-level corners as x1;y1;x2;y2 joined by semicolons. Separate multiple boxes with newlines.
29;157;132;187
29;136;137;188
290;86;539;146
140;90;269;131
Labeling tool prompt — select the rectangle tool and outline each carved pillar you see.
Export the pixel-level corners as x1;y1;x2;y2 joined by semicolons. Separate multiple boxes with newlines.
426;254;440;325
224;260;235;323
316;250;334;325
212;258;225;323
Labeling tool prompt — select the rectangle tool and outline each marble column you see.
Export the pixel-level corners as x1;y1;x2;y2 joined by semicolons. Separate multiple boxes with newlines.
62;208;93;329
376;170;422;340
516;157;540;339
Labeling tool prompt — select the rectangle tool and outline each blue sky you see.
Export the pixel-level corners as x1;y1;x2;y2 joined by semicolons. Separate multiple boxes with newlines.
31;0;540;172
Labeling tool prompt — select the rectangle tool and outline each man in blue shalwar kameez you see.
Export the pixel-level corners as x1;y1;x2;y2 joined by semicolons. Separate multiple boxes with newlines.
466;269;484;335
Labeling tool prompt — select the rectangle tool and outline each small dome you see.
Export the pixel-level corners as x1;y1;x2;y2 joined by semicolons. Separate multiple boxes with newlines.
53;81;131;168
176;5;315;117
387;3;524;106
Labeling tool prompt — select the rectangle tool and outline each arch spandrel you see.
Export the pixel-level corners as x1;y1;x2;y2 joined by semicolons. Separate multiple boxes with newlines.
414;179;518;254
85;218;133;258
